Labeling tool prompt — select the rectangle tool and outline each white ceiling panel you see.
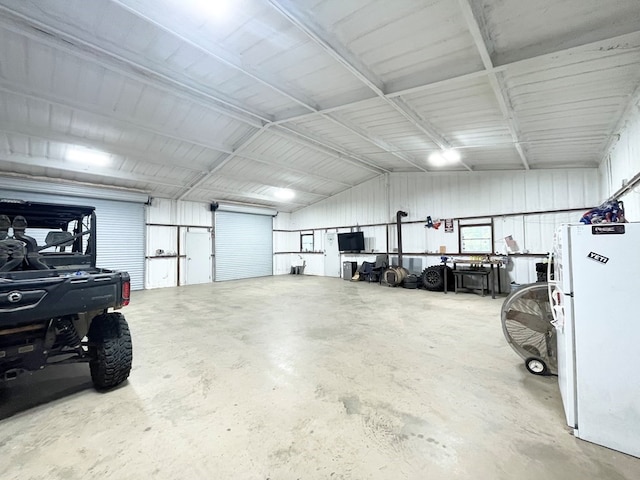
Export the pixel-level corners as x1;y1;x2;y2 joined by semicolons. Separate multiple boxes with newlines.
478;0;640;66
401;76;513;149
296;0;484;92
0;0;638;211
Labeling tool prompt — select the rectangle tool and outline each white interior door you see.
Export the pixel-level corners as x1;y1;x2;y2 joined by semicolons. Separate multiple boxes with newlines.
324;233;340;277
185;230;212;285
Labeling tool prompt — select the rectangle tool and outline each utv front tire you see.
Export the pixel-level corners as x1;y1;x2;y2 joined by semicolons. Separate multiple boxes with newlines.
88;313;133;389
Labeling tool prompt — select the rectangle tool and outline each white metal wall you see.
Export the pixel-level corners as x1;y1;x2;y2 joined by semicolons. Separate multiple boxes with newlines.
0;184;146;289
600;96;640;218
284;169;601;283
145;198;212;289
215;211;273;281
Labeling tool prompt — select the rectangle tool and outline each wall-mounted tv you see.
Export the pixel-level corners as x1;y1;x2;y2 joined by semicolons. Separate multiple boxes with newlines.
337;232;365;252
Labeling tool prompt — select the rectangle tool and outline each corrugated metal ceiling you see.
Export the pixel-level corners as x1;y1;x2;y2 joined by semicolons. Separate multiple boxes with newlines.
0;0;638;211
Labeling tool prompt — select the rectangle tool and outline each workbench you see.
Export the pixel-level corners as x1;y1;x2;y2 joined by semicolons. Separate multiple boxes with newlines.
443;256;505;299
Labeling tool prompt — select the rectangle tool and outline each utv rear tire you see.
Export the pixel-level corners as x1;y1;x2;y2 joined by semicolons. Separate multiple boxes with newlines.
88;313;132;390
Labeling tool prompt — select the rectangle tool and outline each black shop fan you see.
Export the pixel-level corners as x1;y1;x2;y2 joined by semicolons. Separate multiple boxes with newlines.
501;283;557;375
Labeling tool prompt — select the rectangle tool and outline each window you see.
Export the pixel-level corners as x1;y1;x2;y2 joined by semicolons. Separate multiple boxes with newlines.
459;223;493;254
300;233;314;252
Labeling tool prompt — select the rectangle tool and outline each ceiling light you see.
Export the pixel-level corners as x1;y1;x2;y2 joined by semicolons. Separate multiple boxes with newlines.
442;149;461;162
187;0;231;20
429;149;461;166
428;152;447;166
274;188;295;200
66;147;111;167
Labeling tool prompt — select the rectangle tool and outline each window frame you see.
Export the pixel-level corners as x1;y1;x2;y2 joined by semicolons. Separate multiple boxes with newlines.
300;232;314;252
458;222;494;254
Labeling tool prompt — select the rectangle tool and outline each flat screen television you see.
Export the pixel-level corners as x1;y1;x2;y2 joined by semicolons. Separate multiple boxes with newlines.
337;232;365;252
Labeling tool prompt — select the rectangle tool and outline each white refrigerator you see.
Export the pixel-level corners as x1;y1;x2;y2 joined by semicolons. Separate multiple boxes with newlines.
550;223;640;458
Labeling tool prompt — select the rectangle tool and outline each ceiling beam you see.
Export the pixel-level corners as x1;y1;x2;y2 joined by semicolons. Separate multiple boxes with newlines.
0;85;356;189
0;8;268;127
237;149;356;188
0;82;240;155
457;0;530;170
111;1;413;174
211;172;330;199
386;98;473;171
0;124;208;174
0;3;428;175
110;0;320;114
319;114;428;172
0;153;188;188
177;127;268;200
112;2;408;174
598;82;640;166
272;125;389;174
274;30;640;124
266;0;457;171
185;185;310;208
266;0;385;95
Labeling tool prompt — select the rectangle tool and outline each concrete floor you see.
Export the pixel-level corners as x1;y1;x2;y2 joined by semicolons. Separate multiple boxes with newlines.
1;276;638;479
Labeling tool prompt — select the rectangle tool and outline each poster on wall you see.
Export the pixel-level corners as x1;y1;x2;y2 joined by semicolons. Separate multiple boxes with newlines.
444;219;454;233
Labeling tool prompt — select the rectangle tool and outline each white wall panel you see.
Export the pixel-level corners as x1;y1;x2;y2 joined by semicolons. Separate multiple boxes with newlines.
289;169;600;284
273;212;291;230
273;231;298;253
600;97;640;219
146;198;213;288
147;198;212;226
290;175;388;229
146;257;177;289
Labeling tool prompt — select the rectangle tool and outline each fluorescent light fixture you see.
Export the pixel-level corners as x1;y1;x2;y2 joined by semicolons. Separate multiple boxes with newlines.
442;149;461;162
428;149;461;166
428;152;447;166
66;147;111;167
274;188;295;200
188;0;231;19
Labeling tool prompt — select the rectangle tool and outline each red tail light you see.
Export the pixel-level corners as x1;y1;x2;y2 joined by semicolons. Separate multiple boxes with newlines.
122;280;130;306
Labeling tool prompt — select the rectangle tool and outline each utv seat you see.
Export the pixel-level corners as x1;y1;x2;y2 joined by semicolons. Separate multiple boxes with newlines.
45;231;75;252
0;214;10;240
12;216;49;270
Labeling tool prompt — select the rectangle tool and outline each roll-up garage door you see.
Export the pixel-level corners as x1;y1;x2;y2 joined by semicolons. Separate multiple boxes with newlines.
0;186;146;290
215;211;273;281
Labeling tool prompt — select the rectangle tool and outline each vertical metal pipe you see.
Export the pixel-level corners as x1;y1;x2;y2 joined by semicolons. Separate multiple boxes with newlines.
396;210;408;267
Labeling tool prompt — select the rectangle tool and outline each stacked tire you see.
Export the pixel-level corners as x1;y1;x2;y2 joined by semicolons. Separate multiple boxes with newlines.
420;265;455;291
403;274;419;289
383;266;408;287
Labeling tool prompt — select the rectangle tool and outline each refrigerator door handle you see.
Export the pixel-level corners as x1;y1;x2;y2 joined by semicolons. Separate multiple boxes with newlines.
547;250;564;329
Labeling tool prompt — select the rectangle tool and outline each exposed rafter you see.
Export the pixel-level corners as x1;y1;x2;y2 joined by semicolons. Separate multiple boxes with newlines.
110;0;320;115
272;29;640;126
0;125;209;173
0;82;241;154
266;0;385;95
0;9;268;127
186;185;311;207
272;125;389;175
0;92;361;200
319;114;428;172
209;172;330;199
0;6;392;177
0;153;190;188
104;1;413;173
177;127;269;200
457;0;530;170
266;0;455;171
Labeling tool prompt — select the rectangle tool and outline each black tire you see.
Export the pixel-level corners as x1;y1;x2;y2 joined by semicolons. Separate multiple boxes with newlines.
525;356;548;376
421;265;454;291
88;312;133;389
